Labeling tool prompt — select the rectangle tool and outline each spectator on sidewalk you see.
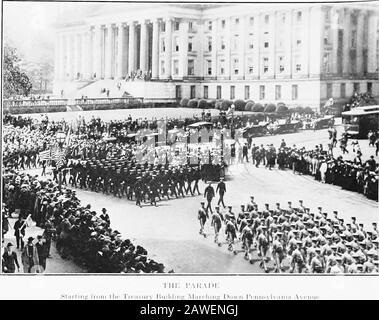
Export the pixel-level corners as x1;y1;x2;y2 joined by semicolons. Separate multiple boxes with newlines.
2;243;20;273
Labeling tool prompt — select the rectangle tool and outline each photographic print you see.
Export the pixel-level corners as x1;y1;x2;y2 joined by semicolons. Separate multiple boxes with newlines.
1;0;379;279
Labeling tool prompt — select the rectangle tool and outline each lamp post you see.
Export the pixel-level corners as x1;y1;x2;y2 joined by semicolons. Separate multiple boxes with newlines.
230;104;235;139
56;131;66;189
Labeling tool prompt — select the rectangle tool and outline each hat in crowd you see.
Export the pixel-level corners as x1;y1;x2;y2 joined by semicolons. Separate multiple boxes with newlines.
6;243;13;247
37;235;43;240
27;237;34;242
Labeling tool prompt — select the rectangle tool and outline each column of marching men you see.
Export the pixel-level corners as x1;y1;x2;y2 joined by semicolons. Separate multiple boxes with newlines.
197;189;379;273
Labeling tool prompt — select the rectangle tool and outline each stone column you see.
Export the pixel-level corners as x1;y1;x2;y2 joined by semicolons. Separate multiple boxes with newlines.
81;31;91;80
116;23;125;79
254;14;261;78
239;16;247;79
367;12;378;73
66;35;72;80
180;19;189;78
211;18;218;77
285;10;293;77
140;20;148;72
330;8;339;75
151;19;160;79
356;11;365;74
54;36;60;80
225;17;231;78
303;7;311;76
105;24;113;78
342;9;351;75
165;18;173;78
93;25;102;79
74;33;81;79
128;21;136;73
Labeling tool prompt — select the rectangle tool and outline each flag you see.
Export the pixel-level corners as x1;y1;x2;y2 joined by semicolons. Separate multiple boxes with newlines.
51;146;67;169
38;150;51;161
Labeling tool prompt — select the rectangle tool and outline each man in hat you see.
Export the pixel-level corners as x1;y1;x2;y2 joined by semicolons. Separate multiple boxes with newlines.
198;202;208;237
21;237;39;273
216;178;226;208
211;206;224;245
2;243;20;273
204;182;215;215
14;215;26;250
100;208;110;227
35;235;48;271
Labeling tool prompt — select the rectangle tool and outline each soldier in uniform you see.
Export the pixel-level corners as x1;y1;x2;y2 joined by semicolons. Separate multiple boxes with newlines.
198;202;208;237
216;178;226;208
204;182;215;215
211;206;224;245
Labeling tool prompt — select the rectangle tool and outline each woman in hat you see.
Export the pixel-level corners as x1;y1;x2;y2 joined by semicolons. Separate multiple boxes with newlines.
2;243;20;273
21;237;39;273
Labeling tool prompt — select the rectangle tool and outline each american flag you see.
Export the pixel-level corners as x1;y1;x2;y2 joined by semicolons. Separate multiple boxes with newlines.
38;150;51;161
51;146;67;169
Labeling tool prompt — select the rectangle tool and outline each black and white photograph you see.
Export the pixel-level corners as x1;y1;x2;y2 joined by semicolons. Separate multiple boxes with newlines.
1;0;379;289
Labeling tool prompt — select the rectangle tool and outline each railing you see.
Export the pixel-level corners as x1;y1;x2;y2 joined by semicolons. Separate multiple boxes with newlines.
74;97;144;105
3;99;68;108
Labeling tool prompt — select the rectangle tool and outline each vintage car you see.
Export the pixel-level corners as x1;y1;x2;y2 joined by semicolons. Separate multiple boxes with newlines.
311;116;335;130
267;120;301;134
241;122;269;138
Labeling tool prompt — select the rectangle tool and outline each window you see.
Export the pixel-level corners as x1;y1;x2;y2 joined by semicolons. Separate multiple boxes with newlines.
188;59;194;76
325;8;331;23
296;62;301;72
279;56;285;73
206;60;212;75
221;20;226;28
367;82;373;93
220;36;225;50
248;33;254;49
161;22;166;32
292;84;298;100
245;85;250;100
327;83;333;98
233;35;239;51
173;60;179;75
263;57;269;73
265;15;269;24
207;37;212;52
190;85;196;99
219;59;225;75
217;85;222;99
260;85;265;100
235;18;239;25
174;37;179;52
249;17;254;26
174;21;180;31
189;21;194;31
161;61;165;75
204;86;209;99
175;85;182;99
230;86;235;100
297;39;302;46
297;11;302;23
188;37;193;52
247;57;254;74
340;83;346;98
275;85;281;100
233;58;239;75
161;39;166;52
264;32;269;48
353;82;360;92
282;13;286;23
208;21;212;31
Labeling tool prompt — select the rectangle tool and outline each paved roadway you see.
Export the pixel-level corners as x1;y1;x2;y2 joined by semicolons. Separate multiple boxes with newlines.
4;121;378;273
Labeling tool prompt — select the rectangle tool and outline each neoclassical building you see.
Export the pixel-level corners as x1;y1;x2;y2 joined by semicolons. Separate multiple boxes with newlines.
53;3;379;110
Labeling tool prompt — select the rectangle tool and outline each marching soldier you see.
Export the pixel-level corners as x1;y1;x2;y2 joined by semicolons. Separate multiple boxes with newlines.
198;202;208;237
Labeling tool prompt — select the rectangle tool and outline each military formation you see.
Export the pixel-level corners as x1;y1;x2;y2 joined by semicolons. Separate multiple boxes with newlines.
198;196;379;273
65;159;203;207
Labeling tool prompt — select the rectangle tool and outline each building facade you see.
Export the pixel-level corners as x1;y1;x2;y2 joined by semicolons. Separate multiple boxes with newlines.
54;3;379;110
